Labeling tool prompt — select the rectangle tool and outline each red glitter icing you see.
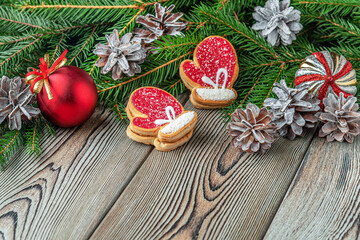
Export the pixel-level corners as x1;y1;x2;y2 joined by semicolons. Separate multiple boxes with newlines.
182;37;237;88
131;87;183;129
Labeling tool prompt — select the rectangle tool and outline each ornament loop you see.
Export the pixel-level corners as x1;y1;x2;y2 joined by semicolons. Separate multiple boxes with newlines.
25;49;68;100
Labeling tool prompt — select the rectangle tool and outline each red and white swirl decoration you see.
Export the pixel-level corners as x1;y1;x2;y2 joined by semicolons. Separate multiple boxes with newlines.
295;51;357;106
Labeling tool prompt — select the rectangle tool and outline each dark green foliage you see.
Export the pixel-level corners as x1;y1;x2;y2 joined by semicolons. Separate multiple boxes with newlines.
0;115;55;169
1;0;360;166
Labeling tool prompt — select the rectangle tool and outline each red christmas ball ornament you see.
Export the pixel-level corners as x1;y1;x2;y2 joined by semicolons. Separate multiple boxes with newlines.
25;50;98;127
37;66;98;127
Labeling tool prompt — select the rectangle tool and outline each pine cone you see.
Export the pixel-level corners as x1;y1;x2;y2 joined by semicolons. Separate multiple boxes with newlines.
252;0;303;46
317;92;360;143
94;29;146;80
0;76;40;130
133;3;187;44
227;103;278;153
264;79;320;140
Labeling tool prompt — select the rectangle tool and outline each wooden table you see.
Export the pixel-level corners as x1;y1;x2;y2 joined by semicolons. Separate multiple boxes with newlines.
1;97;359;240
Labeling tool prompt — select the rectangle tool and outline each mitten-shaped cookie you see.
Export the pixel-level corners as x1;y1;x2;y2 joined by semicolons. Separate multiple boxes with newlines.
180;36;239;109
126;87;197;151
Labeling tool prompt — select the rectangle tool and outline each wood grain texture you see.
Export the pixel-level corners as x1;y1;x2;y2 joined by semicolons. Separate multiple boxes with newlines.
0;108;153;240
265;136;360;240
90;101;317;240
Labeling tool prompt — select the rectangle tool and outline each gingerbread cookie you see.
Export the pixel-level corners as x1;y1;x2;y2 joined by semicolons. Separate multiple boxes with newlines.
126;87;197;151
180;36;239;109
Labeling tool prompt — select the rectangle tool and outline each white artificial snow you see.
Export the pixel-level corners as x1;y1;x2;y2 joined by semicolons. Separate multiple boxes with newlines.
161;111;195;134
196;88;235;101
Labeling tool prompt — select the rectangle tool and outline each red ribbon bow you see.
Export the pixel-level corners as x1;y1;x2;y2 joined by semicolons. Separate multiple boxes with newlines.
25;49;68;100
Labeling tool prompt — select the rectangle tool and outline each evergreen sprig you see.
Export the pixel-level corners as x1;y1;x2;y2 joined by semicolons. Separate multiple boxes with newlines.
1;0;360;167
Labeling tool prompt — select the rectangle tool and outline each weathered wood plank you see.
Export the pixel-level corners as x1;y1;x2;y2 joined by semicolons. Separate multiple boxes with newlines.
0;108;153;240
90;102;316;240
264;136;360;240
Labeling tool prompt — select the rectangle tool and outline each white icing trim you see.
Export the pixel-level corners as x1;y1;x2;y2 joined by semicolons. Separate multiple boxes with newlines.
154;106;176;125
201;68;229;89
161;111;195;134
196;88;236;101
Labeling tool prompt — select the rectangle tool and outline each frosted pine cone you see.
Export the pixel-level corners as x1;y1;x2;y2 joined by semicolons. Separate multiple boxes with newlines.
264;79;320;140
0;76;40;130
252;0;303;46
227;103;278;153
94;29;146;80
133;3;187;44
317;92;360;143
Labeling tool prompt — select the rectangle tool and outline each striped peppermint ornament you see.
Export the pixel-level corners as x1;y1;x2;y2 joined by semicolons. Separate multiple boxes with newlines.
295;51;357;107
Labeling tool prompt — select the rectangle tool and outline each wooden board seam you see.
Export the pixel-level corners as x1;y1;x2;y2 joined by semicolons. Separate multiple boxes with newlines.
262;129;318;238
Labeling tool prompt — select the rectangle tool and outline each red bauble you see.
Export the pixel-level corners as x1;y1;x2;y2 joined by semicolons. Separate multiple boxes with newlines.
37;66;98;127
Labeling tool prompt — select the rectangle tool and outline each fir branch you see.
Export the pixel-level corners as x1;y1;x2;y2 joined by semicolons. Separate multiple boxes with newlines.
293;42;313;53
0;5;60;33
217;0;231;12
200;10;279;58
51;33;65;62
89;58;99;76
161;42;198;50
54;22;112;33
239;59;304;71
302;14;360;39
20;0;170;10
237;73;263;109
0;129;22;169
188;0;231;32
41;115;55;136
110;102;128;122
20;3;140;10
114;103;124;120
0;130;20;155
0;22;111;76
0;17;43;29
118;8;145;36
233;10;240;23
13;58;36;72
0;35;39;46
262;63;286;107
349;57;360;61
98;51;193;93
31;117;38;152
23;115;49;156
297;22;320;37
297;0;360;7
294;0;360;16
0;22;110;46
162;78;186;97
69;26;96;64
0;38;41;68
169;79;181;89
